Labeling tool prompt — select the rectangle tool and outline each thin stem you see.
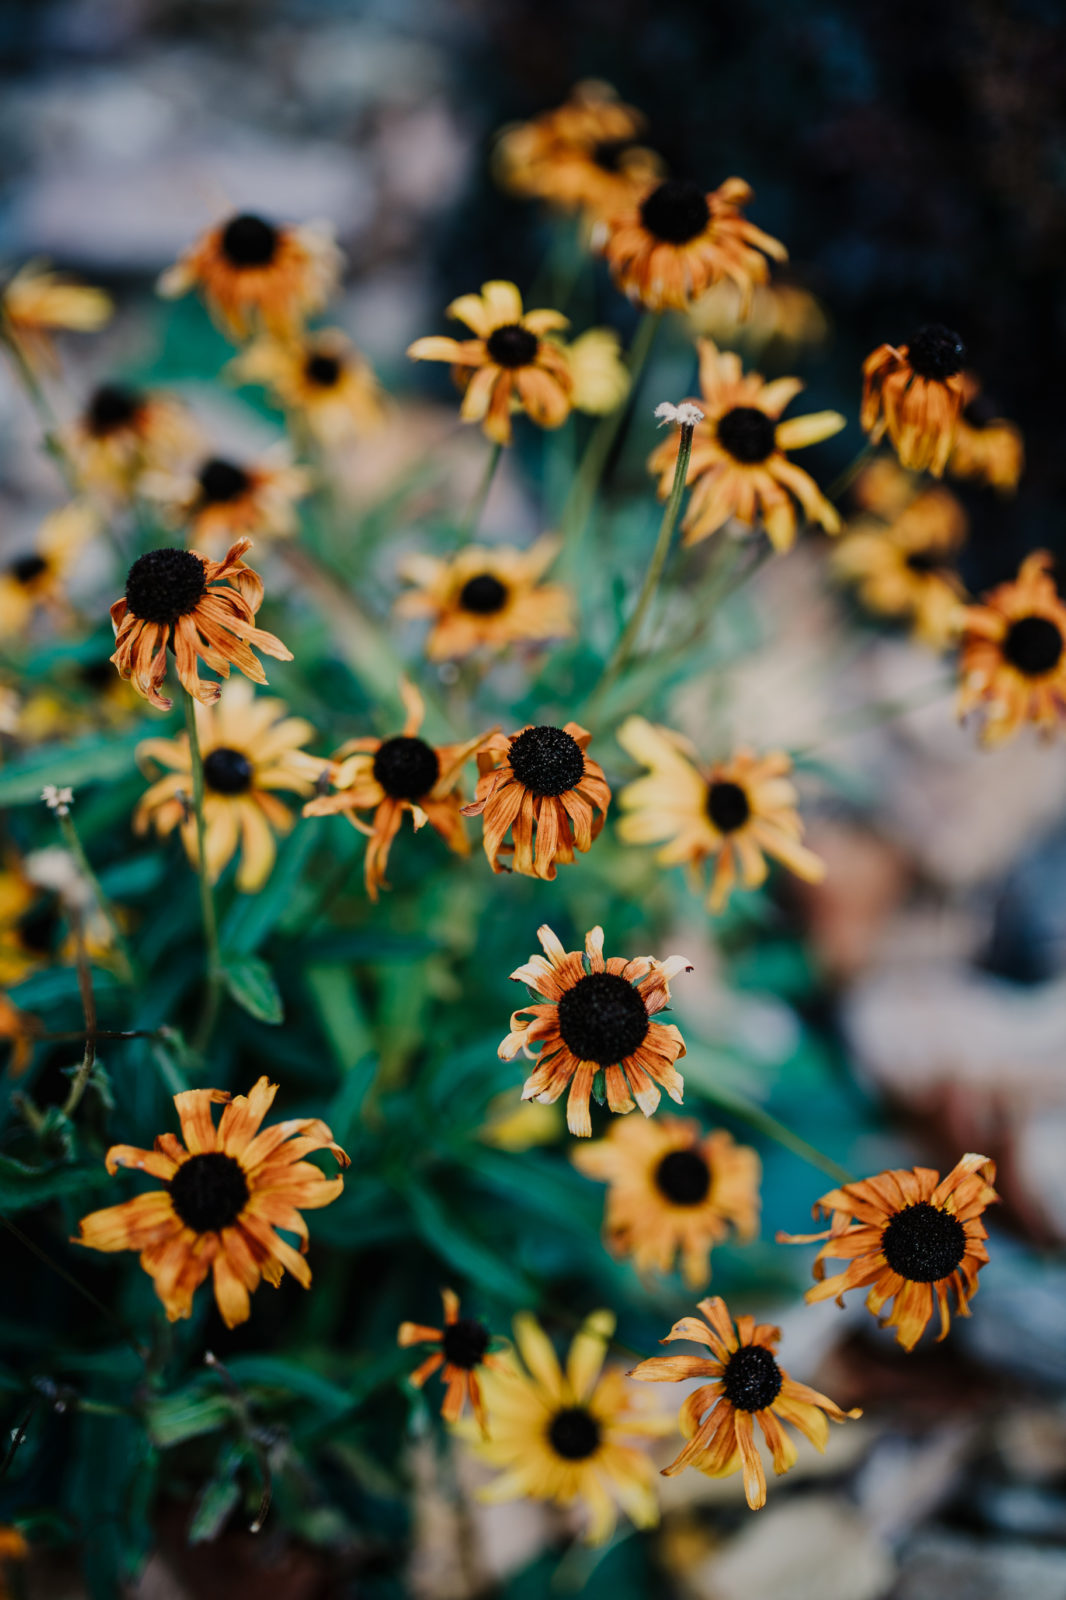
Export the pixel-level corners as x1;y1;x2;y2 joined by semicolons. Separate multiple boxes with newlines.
458;441;502;541
37;1027;165;1044
203;1351;273;1533
60;908;97;1119
826;437;877;505
587;417;695;716
56;810;136;985
184;692;224;1052
696;1080;855;1186
0;317;80;497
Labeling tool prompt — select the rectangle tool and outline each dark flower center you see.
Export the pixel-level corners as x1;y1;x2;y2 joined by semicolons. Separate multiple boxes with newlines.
220;213;279;269
304;352;342;388
655;1147;711;1206
86;384;141;437
124;548;207;625
639;179;711;244
372;735;440;801
706;780;750;833
9;553;49;585
906;324;966;382
717;406;777;465
17;900;61;955
881;1200;967;1283
548;1406;601;1460
441;1317;491;1370
592;137;637;173
79;659;116;689
198;457;251;504
722;1344;783;1412
1002;615;1064;677
169;1151;250;1233
458;573;508;614
904;550;945;575
508;725;585;796
203;746;254;795
486;323;539;369
556;971;649;1066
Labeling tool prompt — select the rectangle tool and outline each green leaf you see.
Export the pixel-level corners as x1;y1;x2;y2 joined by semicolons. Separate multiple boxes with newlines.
219;953;283;1025
0;1155;107;1212
224;1356;354;1418
188;1445;243;1543
146;1391;233;1448
406;1180;534;1303
0;729;144;805
304;964;373;1071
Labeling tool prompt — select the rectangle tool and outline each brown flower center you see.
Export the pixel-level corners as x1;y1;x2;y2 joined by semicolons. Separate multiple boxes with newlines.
458;573;508;614
372;735;440;801
204;747;254;795
198;457;251;504
722;1344;783;1412
655;1147;711;1206
124;548;207;625
706;780;750;833
441;1317;490;1370
880;1201;966;1283
639;179;710;244
86;384;141;437
486;323;539;369
906;324;966;382
508;725;585;796
1002;615;1064;677
556;971;649;1066
220;212;279;268
304;352;342;388
717;406;776;464
169;1152;249;1233
548;1406;601;1460
9;554;49;586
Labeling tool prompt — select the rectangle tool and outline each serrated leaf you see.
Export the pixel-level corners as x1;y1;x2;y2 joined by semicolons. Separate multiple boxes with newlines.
219;953;283;1025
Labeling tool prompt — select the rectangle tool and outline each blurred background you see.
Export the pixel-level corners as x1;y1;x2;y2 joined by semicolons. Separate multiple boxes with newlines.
2;2;1066;1597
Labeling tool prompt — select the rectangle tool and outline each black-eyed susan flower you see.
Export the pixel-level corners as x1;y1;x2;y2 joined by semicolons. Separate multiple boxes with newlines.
958;552;1066;744
0;260;112;370
303;680;488;900
948;375;1024;494
629;1296;861;1510
398;1287;504;1434
499;923;691;1139
67;382;197;497
564;326;632;414
396;536;572;661
832;480;968;649
466;1308;671;1545
688;277;829;362
493;81;662;222
75;1076;349;1327
617;719;826;913
407;281;572;447
134;678;325;893
861;323;968;476
573;1116;760;1288
143;446;309;551
0;989;36;1076
463;723;609;880
229;328;385;445
777;1154;998;1351
600;177;786;315
109;536;292;712
647;339;844;550
158;211;342;341
0;502;95;636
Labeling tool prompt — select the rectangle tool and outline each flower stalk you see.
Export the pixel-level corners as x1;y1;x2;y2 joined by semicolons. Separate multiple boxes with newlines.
184;689;224;1050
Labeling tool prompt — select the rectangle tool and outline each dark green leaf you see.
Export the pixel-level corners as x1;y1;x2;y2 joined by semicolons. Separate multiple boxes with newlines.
0;729;144;805
219;952;284;1025
0;1155;107;1212
188;1445;243;1543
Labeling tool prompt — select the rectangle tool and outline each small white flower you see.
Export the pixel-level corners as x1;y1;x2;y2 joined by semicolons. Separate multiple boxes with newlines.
41;784;75;816
24;846;92;909
654;401;705;428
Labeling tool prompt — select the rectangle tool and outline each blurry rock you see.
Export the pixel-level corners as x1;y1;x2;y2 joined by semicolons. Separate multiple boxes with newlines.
682;1495;893;1600
891;1530;1066;1600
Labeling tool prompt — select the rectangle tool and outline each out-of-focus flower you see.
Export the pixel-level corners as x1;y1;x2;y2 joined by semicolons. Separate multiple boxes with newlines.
948;375;1024;494
0;862;63;985
109;538;292;712
142;446;309;550
158;211;342;341
648;339;844;551
493;81;662;221
398;1287;503;1434
778;1153;998;1350
861;324;968;475
598;177;786;314
833;479;968;649
135;678;324;893
408;281;573;446
478;1091;562;1150
40;784;74;817
688;277;829;361
498;923;691;1138
0;501;95;635
0;990;37;1076
617;719;826;912
958;551;1066;744
466;1308;671;1544
0;261;111;371
76;1076;349;1327
67;383;198;498
396;536;572;661
229;328;385;445
303;680;487;901
629;1296;861;1509
463;722;609;880
0;1525;27;1596
563;326;631;414
573;1116;760;1287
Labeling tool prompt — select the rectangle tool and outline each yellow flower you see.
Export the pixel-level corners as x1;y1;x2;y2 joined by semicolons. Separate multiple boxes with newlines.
947;375;1024;493
396;536;572;661
135;677;324;893
0;501;95;636
67;384;199;498
229;328;386;445
957;551;1066;744
142;446;309;551
563;326;631;414
861;324;968;475
1;259;111;370
688;277;829;361
833;478;968;649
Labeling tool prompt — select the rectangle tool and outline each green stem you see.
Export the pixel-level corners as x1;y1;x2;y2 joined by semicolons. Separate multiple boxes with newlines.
60;909;97;1119
184;692;223;1053
697;1080;855;1186
57;810;136;985
826;438;877;505
458;441;502;541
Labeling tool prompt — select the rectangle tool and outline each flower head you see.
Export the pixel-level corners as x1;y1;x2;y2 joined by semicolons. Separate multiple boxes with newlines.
948;375;1024;494
75;1076;349;1327
68;383;198;497
499;923;691;1138
398;1287;503;1434
463;722;609;879
778;1154;998;1350
1;260;111;370
229;328;385;445
0;501;96;636
861;323;968;475
630;1296;861;1509
109;537;292;712
396;536;572;662
958;552;1066;744
617;719;825;913
143;446;309;551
